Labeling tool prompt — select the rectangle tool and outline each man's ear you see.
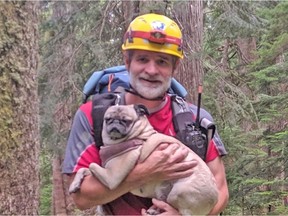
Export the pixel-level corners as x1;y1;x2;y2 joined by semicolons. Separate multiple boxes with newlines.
172;58;181;74
123;51;130;70
175;59;180;67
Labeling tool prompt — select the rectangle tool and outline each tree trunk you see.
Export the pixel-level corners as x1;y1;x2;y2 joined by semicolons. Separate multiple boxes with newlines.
122;0;140;29
236;37;258;75
52;157;67;215
219;39;230;72
173;0;204;103
138;0;169;15
0;1;40;214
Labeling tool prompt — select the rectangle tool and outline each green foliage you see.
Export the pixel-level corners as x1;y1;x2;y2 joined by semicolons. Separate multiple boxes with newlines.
203;1;288;214
39;1;126;156
40;184;52;215
260;1;288;41
206;1;266;40
39;151;52;215
236;2;287;214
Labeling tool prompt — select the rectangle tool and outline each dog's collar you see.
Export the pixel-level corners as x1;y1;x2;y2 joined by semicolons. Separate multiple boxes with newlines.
100;139;144;166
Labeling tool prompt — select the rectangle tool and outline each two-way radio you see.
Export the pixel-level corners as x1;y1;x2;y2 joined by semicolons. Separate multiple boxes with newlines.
172;85;215;161
184;85;208;160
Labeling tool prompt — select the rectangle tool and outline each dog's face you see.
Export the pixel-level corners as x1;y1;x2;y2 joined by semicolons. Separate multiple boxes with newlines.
103;104;149;141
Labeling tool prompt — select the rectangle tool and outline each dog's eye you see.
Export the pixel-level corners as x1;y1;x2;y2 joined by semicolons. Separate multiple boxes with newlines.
105;118;113;124
123;120;132;127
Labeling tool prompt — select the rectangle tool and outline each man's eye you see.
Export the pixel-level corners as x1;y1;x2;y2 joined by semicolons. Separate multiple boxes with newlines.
137;57;148;63
157;59;168;65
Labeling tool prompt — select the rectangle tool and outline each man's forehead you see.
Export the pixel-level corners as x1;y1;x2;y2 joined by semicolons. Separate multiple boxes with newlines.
133;50;172;60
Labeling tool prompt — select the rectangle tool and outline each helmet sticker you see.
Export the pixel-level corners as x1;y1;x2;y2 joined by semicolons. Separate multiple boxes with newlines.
151;21;166;31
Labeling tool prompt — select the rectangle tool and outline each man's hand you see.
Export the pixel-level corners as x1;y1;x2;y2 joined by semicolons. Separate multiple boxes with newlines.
127;143;198;186
141;198;180;216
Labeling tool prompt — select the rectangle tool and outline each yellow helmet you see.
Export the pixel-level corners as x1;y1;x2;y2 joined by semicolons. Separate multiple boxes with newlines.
122;13;183;59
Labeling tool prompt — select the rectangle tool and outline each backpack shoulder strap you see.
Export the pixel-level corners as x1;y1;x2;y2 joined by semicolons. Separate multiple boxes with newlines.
92;92;124;148
170;94;194;137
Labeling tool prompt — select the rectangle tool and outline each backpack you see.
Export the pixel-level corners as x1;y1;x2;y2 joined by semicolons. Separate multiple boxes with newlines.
82;65;215;161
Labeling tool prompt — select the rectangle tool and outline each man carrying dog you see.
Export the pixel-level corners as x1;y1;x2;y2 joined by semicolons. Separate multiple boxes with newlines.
62;13;229;215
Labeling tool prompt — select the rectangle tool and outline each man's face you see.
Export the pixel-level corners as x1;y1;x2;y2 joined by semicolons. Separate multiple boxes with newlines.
126;50;174;100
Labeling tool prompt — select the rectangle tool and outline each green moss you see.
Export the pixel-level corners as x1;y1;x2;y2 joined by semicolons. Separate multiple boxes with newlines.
0;2;29;162
0;64;22;161
39;184;52;215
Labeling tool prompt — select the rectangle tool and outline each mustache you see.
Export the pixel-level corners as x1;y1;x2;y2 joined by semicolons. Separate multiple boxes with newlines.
139;74;163;82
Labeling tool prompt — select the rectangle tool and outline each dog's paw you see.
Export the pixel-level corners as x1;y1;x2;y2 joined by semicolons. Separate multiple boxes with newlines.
146;207;163;215
69;180;81;193
89;162;103;177
69;168;91;194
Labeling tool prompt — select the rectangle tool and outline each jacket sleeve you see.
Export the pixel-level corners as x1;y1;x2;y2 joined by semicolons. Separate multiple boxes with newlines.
62;102;101;174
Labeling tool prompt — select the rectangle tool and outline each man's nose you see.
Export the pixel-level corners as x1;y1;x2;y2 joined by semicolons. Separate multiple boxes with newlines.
145;61;158;76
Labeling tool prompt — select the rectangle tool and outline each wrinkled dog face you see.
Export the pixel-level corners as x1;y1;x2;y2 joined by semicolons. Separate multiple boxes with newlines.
104;105;137;140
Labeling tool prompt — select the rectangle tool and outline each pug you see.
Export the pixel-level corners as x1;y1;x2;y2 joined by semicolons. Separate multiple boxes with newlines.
69;104;219;215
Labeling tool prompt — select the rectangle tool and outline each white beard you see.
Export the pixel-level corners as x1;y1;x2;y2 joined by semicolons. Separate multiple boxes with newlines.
130;73;171;100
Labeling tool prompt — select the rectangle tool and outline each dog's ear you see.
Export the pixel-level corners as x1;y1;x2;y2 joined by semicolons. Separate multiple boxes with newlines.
134;104;149;116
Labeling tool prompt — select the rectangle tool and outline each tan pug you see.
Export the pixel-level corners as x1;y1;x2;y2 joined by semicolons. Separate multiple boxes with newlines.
69;104;219;215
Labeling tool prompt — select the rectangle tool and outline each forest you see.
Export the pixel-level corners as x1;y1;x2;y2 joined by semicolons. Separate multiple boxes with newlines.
0;0;287;215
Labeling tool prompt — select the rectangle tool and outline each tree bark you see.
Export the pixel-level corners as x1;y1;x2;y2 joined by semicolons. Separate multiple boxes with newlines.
219;39;230;72
52;157;67;215
122;0;140;30
236;37;258;75
0;1;40;214
173;0;204;103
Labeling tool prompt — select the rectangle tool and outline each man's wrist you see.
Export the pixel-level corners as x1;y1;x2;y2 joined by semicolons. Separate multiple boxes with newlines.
124;164;147;190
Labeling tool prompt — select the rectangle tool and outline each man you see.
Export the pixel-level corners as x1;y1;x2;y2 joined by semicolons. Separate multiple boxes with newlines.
62;13;229;215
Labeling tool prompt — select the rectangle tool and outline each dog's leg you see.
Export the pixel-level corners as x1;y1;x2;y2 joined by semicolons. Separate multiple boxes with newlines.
69;167;91;193
167;174;218;215
89;147;141;190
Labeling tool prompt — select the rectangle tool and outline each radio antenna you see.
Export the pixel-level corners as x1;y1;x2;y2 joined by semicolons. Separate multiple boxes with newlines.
195;85;202;129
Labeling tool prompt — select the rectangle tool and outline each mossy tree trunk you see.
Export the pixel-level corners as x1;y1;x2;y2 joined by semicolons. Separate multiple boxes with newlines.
0;1;40;214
